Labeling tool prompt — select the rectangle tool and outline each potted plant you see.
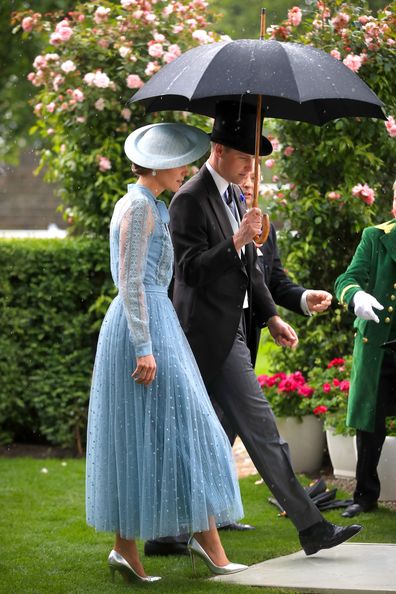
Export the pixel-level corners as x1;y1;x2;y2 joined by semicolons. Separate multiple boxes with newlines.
306;357;356;478
361;416;396;501
257;371;325;473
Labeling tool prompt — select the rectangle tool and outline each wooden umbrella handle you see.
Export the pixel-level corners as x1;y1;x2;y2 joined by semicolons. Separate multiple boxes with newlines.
253;8;270;246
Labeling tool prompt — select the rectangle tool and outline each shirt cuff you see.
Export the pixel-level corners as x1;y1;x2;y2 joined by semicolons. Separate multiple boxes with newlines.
300;290;312;316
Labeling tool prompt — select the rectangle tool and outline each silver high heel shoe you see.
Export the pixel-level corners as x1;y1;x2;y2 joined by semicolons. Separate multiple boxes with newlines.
187;536;248;575
107;549;161;583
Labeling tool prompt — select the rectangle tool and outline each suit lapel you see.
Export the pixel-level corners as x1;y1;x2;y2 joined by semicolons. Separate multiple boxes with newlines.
201;166;234;239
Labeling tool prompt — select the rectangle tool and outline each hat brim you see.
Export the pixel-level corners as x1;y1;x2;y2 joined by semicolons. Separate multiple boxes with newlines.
124;122;210;169
210;133;273;156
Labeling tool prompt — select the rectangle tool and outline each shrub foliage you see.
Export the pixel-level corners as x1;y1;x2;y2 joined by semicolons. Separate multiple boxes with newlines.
0;239;113;451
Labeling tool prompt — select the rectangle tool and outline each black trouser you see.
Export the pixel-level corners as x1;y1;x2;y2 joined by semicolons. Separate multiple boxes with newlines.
354;351;396;507
207;317;322;531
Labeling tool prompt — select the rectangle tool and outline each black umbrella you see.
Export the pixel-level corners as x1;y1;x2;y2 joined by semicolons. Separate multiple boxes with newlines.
132;10;385;243
131;39;385;126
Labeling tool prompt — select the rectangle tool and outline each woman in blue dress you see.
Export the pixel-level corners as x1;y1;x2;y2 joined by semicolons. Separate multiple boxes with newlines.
86;122;246;583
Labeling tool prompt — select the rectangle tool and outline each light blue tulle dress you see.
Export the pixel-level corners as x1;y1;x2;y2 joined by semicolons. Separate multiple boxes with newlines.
86;184;243;540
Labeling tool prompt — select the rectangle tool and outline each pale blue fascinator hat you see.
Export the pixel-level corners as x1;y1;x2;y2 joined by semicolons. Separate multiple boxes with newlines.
124;122;209;169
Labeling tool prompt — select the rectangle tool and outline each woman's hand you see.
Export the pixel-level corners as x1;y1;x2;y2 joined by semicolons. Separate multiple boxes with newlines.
132;355;157;386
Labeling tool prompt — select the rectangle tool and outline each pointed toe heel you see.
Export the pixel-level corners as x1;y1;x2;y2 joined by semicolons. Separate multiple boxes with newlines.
187;537;248;575
107;550;161;583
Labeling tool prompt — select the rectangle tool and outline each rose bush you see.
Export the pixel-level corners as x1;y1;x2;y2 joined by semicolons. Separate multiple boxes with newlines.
306;356;354;435
258;356;354;433
257;370;316;418
13;0;223;236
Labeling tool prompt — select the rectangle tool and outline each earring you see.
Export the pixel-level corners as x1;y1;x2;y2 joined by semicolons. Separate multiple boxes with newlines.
152;170;156;176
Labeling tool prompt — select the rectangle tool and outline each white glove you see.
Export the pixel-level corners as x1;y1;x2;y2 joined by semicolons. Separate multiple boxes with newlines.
353;290;384;323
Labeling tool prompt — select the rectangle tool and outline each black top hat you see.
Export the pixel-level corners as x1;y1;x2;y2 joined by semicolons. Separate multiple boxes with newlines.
210;101;273;156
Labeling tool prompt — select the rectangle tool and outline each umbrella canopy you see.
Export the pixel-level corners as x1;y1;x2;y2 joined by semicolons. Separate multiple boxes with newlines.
132;39;385;126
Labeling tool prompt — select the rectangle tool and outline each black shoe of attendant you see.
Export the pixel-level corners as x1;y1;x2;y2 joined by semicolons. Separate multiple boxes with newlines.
299;520;362;556
219;522;256;531
341;502;378;518
144;540;188;556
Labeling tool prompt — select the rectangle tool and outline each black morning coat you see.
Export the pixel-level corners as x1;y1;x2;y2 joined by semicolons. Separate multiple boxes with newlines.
247;223;306;366
169;164;278;385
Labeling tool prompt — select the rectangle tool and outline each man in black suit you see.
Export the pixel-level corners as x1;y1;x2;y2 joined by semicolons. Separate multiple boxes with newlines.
146;101;361;557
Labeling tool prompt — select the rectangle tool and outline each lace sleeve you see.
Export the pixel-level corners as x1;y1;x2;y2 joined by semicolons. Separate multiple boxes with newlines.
119;196;154;357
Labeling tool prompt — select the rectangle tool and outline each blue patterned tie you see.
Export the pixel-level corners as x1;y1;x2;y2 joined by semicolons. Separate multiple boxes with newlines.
224;187;237;219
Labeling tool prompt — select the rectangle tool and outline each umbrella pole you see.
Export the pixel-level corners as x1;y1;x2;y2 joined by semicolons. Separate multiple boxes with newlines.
253;8;270;245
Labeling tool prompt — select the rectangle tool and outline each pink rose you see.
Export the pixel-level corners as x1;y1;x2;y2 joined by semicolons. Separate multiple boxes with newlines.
95;98;106;111
385;116;396;138
126;74;143;89
168;43;181;57
47;102;56;113
264;158;276;168
72;89;84;102
330;49;341;60
144;12;156;24
121;108;132;121
327;358;345;368
283;146;295;157
328;191;341;200
352;183;375;206
278;376;299;392
257;374;269;388
22;17;34;32
298;385;314;398
163;52;178;64
84;70;112;89
173;24;184;34
154;33;165;42
192;29;210;43
322;383;331;393
121;0;136;7
148;42;163;58
119;46;131;58
331;12;350;31
144;61;160;77
288;7;302;27
343;54;362;73
61;60;76;73
339;380;350;392
94;7;111;24
163;5;174;16
313;405;328;415
98;156;112;172
33;55;47;70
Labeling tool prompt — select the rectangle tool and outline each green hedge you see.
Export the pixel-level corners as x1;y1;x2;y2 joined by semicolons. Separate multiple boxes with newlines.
0;238;114;453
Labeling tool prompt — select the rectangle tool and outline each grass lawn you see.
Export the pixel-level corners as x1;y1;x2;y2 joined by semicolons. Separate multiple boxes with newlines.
1;457;396;594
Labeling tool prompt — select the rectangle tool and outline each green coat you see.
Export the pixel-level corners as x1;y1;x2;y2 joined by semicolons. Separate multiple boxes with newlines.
334;219;396;432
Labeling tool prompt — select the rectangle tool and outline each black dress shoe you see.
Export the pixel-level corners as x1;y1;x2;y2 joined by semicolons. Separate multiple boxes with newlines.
341;502;378;518
144;540;188;556
219;522;256;531
299;519;362;556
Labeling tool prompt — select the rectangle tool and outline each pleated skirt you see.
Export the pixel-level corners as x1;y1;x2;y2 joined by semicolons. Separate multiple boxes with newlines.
86;286;243;540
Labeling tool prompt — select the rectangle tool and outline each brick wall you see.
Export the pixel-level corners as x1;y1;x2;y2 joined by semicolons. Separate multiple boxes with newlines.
0;150;66;230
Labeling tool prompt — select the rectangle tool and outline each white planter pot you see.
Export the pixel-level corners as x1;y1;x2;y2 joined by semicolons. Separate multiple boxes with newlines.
378;436;396;501
276;416;325;474
326;429;356;479
353;435;396;501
